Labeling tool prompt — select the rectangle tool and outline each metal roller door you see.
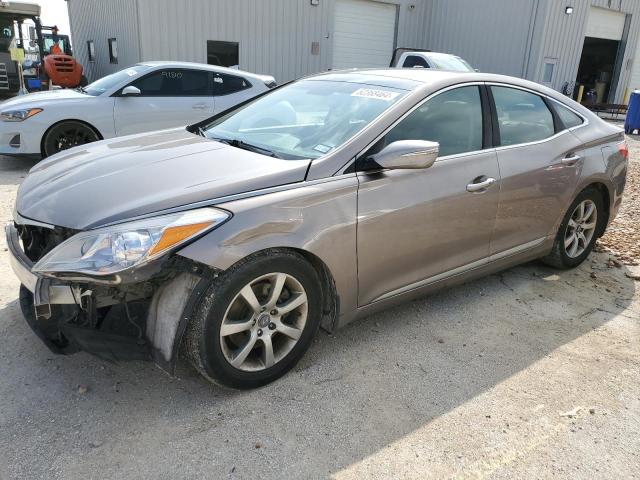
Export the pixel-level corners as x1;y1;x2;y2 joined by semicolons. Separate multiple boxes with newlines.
332;0;397;70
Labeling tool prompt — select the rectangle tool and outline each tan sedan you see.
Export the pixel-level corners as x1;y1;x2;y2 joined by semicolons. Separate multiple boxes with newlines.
8;69;628;388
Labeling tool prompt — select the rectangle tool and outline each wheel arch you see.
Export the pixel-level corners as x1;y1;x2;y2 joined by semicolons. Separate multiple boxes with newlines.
40;119;103;157
578;181;611;237
220;246;340;333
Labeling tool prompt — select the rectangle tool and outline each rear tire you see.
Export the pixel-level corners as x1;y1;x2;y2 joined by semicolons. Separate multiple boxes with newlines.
183;250;323;389
542;188;604;269
42;121;100;157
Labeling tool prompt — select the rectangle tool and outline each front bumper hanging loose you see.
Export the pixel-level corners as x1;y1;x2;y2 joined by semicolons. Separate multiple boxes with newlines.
6;222;79;317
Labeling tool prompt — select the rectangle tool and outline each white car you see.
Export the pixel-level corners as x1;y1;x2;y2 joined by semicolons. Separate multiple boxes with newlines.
0;61;276;158
392;50;475;72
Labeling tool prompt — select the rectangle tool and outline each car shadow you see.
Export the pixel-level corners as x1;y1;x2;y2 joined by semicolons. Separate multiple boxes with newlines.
0;156;39;186
0;254;636;478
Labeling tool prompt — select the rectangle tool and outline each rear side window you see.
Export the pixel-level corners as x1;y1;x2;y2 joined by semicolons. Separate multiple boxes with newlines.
129;69;212;96
554;102;584;129
384;86;483;157
213;73;251;95
491;86;555;146
402;55;429;68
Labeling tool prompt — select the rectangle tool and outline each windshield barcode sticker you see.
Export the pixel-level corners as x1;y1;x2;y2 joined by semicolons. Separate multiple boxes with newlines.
351;88;400;101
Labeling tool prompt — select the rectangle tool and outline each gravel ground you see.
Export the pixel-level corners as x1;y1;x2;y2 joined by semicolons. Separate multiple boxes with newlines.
598;133;640;265
0;133;639;479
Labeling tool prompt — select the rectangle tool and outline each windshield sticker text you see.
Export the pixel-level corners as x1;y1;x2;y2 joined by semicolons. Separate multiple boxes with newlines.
351;88;400;101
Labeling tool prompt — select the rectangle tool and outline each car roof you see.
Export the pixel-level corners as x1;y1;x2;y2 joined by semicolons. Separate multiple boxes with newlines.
306;68;597;118
137;61;274;81
310;68;566;97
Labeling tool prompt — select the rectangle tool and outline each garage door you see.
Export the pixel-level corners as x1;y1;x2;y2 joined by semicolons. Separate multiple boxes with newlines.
585;6;626;41
332;0;397;70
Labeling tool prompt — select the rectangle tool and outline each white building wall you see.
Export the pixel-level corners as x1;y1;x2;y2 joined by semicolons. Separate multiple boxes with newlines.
67;0;142;81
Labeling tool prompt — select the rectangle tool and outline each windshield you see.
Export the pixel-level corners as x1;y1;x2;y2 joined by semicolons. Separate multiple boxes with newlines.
83;65;152;96
428;54;474;72
202;80;407;160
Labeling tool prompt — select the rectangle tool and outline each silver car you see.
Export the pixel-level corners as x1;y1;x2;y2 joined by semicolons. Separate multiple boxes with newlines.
7;69;628;388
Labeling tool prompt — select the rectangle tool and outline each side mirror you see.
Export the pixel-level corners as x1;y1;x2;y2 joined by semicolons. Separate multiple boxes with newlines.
368;140;439;170
121;85;141;96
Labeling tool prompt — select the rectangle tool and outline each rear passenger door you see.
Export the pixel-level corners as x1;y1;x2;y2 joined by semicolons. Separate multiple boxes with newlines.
488;85;584;255
113;68;215;136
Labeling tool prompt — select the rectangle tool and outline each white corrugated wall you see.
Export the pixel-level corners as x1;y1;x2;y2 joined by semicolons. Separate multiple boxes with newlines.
67;0;428;83
67;0;141;81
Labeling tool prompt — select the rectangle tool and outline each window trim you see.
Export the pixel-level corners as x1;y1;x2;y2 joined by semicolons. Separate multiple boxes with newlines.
115;68;214;97
354;82;490;171
485;82;589;151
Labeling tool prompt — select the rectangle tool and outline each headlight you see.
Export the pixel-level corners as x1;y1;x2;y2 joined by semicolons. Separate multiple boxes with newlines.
1;108;43;122
33;208;230;276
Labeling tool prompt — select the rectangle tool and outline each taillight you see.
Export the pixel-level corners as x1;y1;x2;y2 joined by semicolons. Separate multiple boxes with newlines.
618;141;629;160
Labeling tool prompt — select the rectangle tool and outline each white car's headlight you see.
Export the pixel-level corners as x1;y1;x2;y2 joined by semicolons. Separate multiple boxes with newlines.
1;108;43;122
33;208;230;276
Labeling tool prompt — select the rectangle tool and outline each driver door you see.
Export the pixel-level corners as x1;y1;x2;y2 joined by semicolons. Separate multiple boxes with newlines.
113;68;215;136
356;85;500;305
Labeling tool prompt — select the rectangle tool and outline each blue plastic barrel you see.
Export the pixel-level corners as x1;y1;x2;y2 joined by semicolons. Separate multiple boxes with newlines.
625;90;640;134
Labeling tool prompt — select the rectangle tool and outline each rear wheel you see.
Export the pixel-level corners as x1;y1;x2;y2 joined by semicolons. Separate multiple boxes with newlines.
542;188;604;269
183;251;322;389
42;121;99;157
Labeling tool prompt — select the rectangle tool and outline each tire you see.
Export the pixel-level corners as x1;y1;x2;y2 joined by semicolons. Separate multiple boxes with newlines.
542;188;604;269
42;121;100;157
183;250;323;389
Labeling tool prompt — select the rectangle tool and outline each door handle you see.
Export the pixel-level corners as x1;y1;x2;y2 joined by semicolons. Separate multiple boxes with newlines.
466;176;496;193
192;103;208;110
561;154;581;166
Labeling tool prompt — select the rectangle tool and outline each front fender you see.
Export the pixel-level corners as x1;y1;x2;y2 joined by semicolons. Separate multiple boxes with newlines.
176;175;359;320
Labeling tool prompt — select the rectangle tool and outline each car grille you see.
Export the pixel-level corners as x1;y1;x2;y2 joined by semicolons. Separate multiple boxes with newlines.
15;222;78;263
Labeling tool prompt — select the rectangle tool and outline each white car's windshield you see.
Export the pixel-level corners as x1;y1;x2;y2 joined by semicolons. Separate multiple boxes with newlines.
427;55;474;72
202;80;407;160
82;65;153;96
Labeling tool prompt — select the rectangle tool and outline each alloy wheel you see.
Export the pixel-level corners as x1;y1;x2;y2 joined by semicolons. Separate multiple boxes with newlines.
564;199;597;258
219;272;308;372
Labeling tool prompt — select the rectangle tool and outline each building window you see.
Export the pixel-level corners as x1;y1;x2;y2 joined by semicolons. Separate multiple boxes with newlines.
87;40;95;62
108;38;118;64
542;58;557;86
207;40;239;68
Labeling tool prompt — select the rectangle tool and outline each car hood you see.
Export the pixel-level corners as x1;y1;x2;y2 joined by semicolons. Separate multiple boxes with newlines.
16;128;310;229
1;88;90;110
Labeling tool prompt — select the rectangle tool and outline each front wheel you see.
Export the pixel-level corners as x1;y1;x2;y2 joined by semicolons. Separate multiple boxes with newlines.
42;121;100;157
183;251;323;389
542;188;604;269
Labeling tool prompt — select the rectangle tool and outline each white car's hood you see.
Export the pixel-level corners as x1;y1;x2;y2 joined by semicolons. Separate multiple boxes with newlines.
0;89;89;109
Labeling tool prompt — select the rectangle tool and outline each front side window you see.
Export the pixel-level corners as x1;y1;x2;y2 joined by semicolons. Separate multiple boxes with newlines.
382;86;483;157
129;69;212;96
202;80;407;160
554;102;584;129
491;86;555;146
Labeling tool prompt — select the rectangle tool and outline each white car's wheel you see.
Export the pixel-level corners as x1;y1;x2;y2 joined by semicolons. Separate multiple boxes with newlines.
42;121;100;157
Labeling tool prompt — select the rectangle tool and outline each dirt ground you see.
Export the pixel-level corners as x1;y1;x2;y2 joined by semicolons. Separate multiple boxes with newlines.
0;133;638;480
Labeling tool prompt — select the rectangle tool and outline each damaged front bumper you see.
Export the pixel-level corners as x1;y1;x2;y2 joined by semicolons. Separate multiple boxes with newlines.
6;222;211;371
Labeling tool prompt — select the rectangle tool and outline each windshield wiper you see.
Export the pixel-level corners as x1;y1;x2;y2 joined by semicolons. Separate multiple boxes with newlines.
209;137;280;158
